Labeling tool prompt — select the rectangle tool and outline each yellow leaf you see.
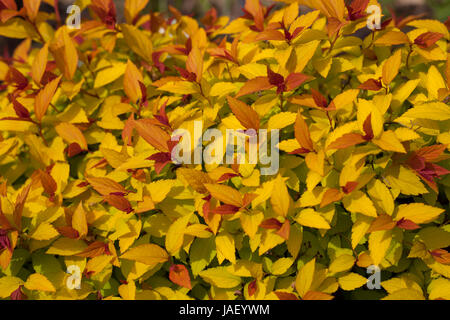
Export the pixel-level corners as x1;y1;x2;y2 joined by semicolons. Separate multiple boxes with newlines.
342;191;377;218
329;254;355;275
338;273;367;291
395;203;444;224
30;222;59;240
240;211;264;238
72;202;88;239
369;229;393;266
382;49;402;85
372;130;406;153
165;213;192;255
267;112;296;131
120;244;169;266
351;214;373;249
399;102;450;121
382;289;425;300
375;31;409;45
46;238;87;256
199;267;241;289
295;258;315;298
93;62;127;88
270;175;291;217
295;208;330;229
215;232;236;264
121;24;153;62
272;257;294;275
367;179;394;216
0;276;23;298
124;0;149;24
24;273;55;292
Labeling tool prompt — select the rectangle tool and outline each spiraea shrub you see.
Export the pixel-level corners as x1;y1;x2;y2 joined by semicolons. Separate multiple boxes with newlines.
0;0;449;300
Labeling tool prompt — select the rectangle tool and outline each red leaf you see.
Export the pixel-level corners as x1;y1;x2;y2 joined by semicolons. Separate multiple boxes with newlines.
66;142;83;157
414;32;444;48
248;280;257;296
259;218;282;230
347;0;369;20
274;291;299;300
217;173;240;183
10;96;30;119
396;218;420;230
57;226;79;239
236;76;274;97
212;204;240;215
311;88;328;109
169;264;192;289
362;113;374;141
285;73;310;92
358;79;383;91
342;181;359;194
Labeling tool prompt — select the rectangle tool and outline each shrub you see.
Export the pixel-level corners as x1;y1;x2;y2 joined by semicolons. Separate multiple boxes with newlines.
0;0;449;300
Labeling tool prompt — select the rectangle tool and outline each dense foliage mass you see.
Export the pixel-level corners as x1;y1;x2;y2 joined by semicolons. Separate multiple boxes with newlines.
0;0;449;300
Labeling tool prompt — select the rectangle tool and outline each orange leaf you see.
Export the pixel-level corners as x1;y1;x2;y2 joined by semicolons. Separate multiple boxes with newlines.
327;133;366;150
103;194;133;213
31;43;48;85
38;169;57;198
169;264;192;289
276;220;290;240
367;214;396;233
186;46;203;82
54;122;88;150
320;188;343;208
85;176;127;196
134;119;170;152
226;96;260;130
236;77;274;97
255;30;285;41
123;60;144;103
415;144;447;162
34;75;62;122
76;241;108;258
294;111;314;152
204;184;243;207
302;291;334;300
23;0;41;21
274;291;299;300
51;27;78;79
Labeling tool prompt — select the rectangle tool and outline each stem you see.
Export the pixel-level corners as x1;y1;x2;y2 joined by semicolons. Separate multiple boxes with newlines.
226;63;234;82
279;93;284;111
38;123;48;147
406;45;413;70
326;111;332;128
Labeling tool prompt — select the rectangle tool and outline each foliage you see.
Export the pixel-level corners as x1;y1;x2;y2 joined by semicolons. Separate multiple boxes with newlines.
0;0;449;300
